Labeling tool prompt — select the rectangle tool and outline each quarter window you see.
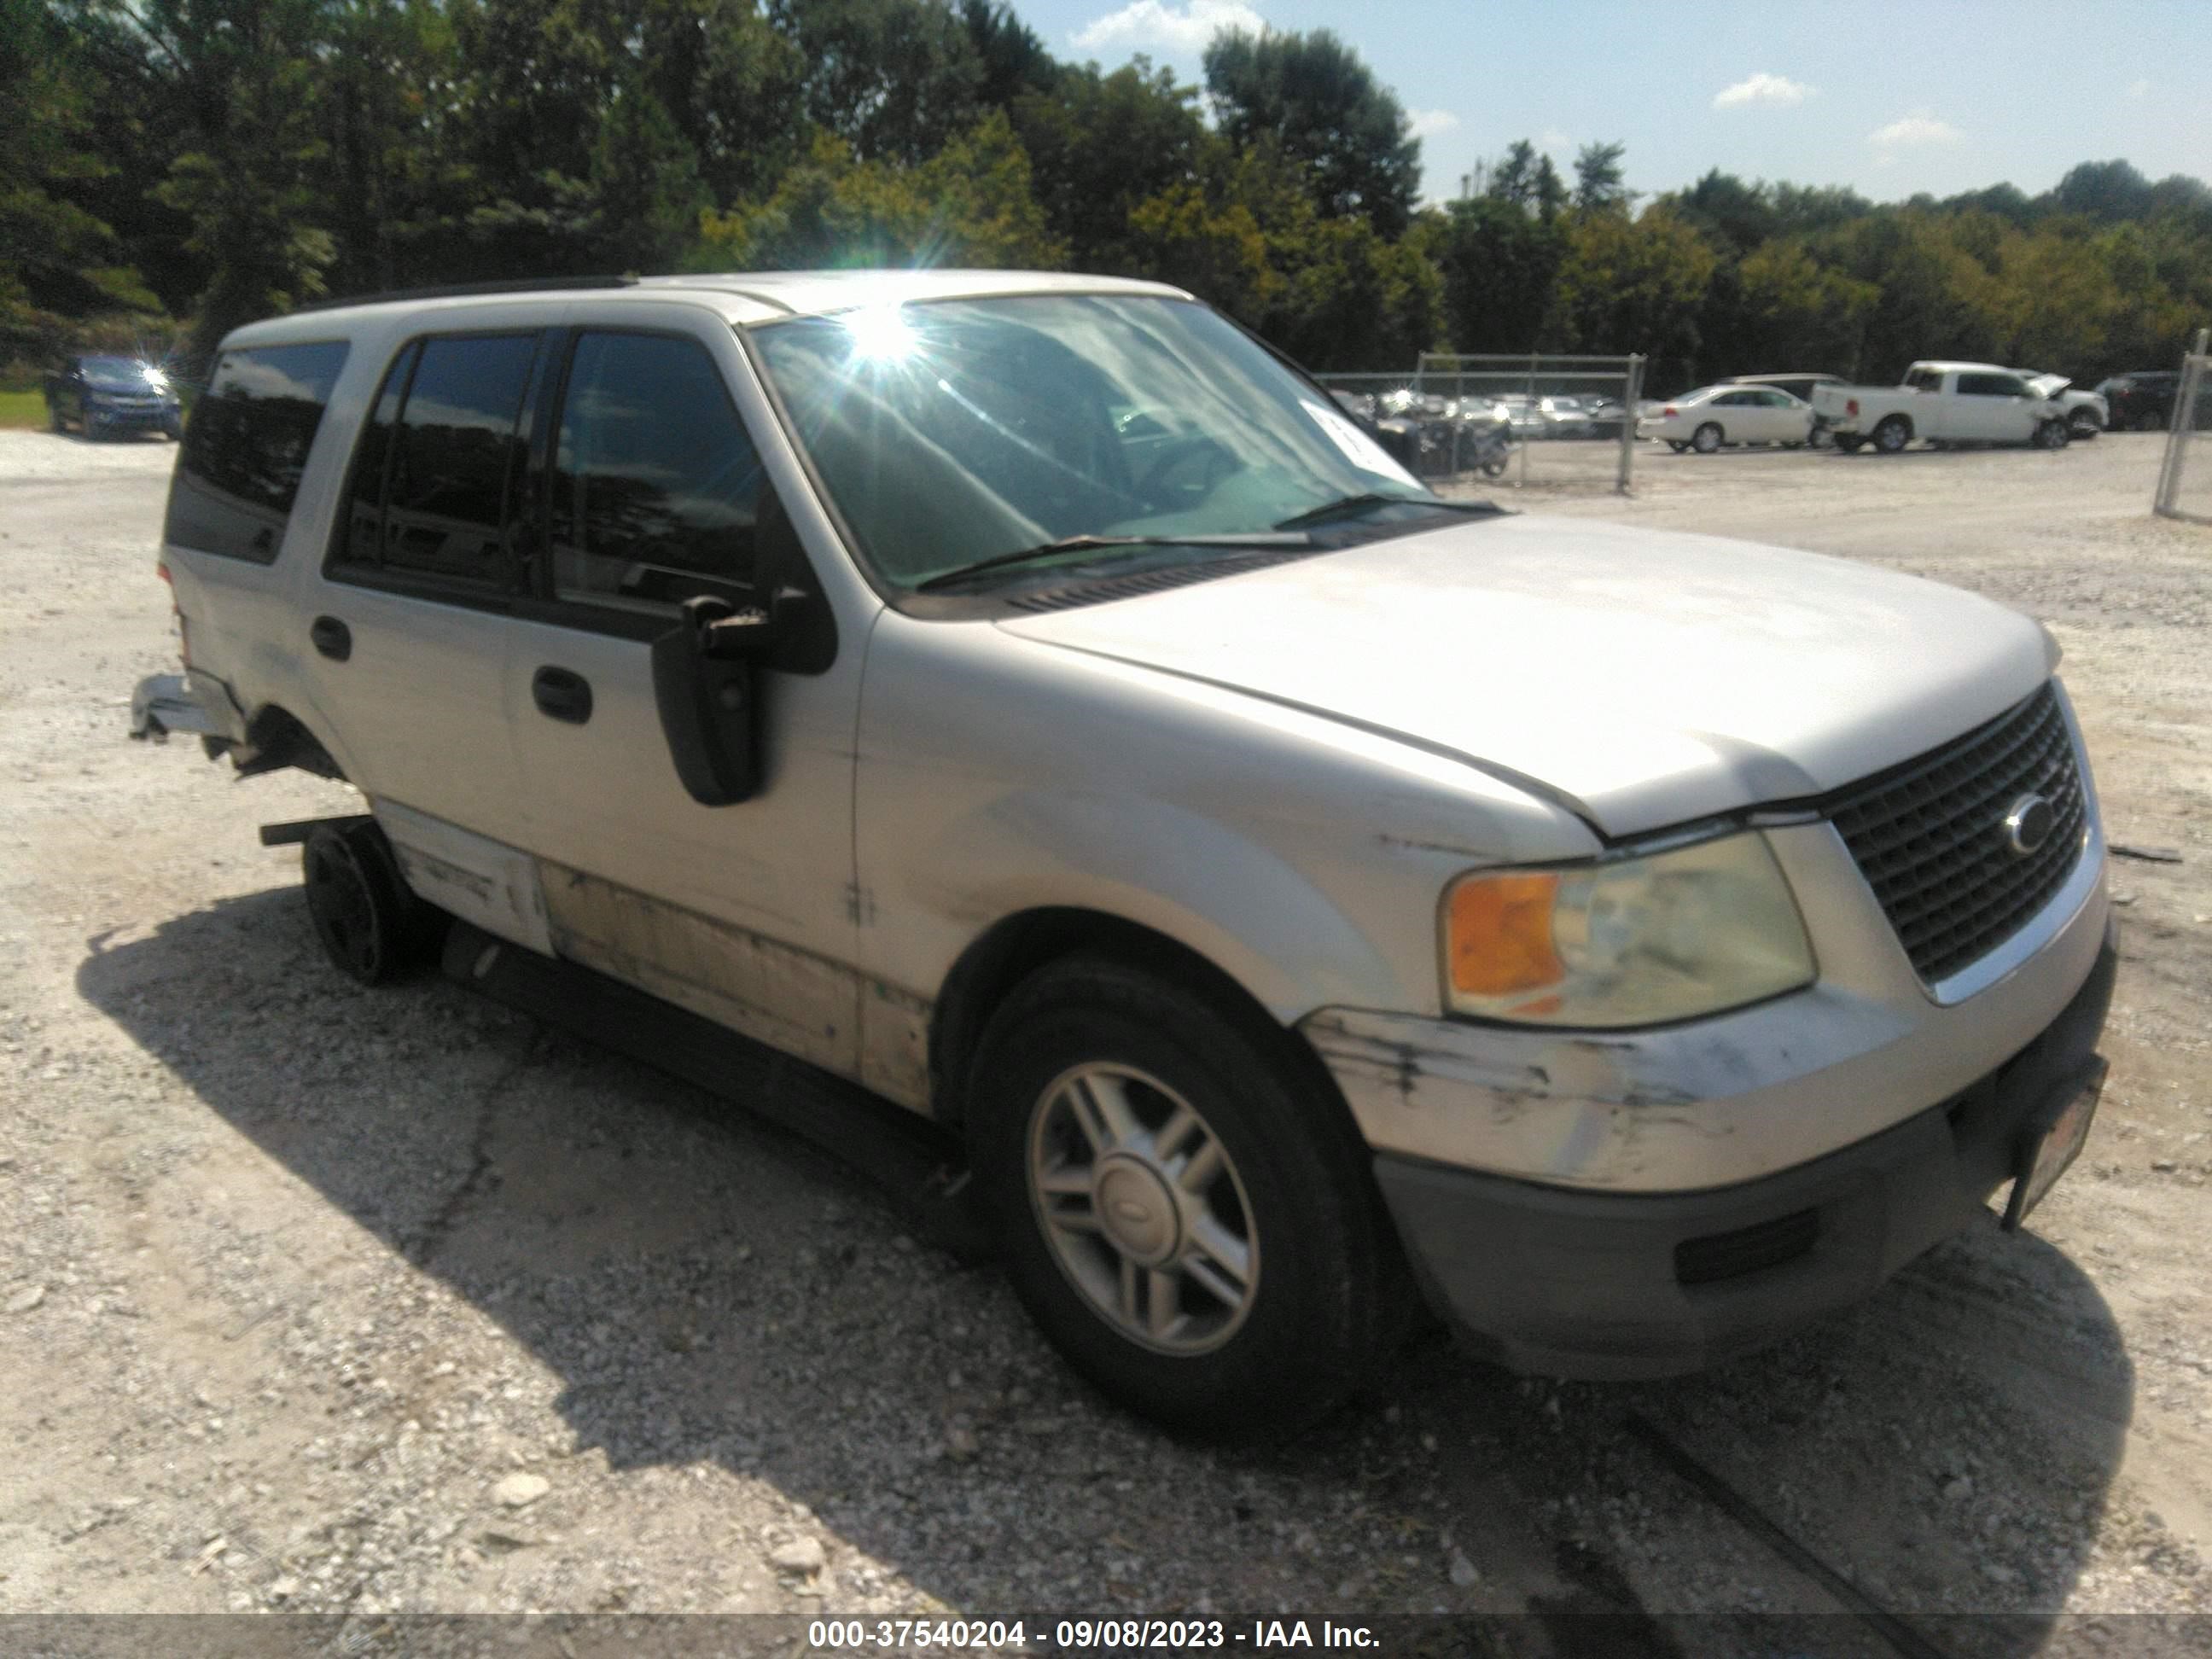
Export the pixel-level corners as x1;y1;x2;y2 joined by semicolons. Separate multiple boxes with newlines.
166;341;350;562
549;332;768;611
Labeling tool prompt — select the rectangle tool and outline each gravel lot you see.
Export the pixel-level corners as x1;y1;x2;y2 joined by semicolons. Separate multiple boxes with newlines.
2;427;2208;1650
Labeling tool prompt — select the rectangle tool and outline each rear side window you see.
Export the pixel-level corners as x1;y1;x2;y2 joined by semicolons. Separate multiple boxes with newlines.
549;331;768;611
334;332;539;590
165;341;350;562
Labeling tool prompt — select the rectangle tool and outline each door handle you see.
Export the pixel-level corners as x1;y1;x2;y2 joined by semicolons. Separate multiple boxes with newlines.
309;615;352;661
532;665;593;725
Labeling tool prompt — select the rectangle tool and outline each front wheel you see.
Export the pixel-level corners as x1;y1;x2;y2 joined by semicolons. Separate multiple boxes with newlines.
1871;416;1912;454
1691;422;1723;454
967;956;1407;1438
2068;413;2100;442
2033;418;2070;451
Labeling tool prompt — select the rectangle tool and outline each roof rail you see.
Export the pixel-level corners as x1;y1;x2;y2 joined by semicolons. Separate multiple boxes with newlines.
290;275;642;316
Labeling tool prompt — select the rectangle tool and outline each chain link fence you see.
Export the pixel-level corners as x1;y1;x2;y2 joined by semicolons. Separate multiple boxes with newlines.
1316;353;1646;496
2152;328;2212;526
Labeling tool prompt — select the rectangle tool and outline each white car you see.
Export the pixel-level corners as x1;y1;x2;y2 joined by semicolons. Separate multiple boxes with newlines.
1639;384;1815;453
129;270;2116;1435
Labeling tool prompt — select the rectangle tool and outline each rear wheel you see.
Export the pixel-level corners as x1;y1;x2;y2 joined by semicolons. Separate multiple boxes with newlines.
301;820;441;986
967;955;1407;1438
2136;409;2165;433
1691;422;1723;454
1871;416;1912;454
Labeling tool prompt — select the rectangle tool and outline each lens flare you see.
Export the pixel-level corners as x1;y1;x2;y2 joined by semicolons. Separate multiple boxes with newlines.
844;305;918;364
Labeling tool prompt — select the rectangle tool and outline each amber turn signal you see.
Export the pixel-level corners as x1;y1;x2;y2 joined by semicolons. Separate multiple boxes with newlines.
1446;872;1563;998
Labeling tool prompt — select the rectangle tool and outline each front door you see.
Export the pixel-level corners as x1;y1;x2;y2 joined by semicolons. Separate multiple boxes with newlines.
499;311;869;1080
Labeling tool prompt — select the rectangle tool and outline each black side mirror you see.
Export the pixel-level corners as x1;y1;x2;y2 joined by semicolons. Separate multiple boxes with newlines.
652;594;767;806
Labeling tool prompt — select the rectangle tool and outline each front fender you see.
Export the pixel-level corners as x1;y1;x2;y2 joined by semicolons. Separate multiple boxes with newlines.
905;789;1408;1021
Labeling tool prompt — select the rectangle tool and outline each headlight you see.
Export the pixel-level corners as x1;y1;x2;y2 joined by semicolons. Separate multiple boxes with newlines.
1442;832;1814;1027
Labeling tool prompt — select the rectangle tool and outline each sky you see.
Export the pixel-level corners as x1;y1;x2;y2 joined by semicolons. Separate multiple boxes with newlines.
1009;0;2212;208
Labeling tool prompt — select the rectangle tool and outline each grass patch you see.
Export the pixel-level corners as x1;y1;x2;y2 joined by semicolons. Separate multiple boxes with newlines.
0;389;49;429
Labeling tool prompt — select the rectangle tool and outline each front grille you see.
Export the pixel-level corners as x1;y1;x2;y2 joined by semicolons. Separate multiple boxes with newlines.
1829;684;2087;984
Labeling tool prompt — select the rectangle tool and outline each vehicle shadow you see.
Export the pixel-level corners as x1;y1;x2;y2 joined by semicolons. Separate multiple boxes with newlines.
77;888;2130;1643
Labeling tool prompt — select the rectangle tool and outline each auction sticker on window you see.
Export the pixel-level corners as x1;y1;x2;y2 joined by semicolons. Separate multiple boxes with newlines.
1301;399;1422;486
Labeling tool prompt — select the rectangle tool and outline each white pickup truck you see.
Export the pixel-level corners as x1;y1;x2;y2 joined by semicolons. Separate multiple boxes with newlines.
1812;361;2071;454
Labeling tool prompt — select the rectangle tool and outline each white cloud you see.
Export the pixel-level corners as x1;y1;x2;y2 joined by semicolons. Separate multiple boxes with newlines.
1539;127;1572;152
1407;108;1460;141
1713;73;1813;109
2127;78;2152;100
1073;0;1263;55
1868;114;1965;150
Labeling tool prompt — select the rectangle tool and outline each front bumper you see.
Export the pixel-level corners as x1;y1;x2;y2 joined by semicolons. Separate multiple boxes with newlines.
86;400;181;429
1373;934;2116;1377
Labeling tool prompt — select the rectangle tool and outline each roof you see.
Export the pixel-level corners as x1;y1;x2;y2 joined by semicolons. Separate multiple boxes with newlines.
232;269;1191;342
1907;360;2015;375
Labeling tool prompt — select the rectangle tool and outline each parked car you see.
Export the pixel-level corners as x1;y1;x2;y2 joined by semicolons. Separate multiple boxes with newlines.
1723;372;1847;405
1723;373;1848;446
131;271;2116;1435
1639;383;1815;452
2020;372;2107;441
43;353;183;440
1537;396;1593;439
2096;370;2181;432
1812;363;2070;453
1580;396;1629;440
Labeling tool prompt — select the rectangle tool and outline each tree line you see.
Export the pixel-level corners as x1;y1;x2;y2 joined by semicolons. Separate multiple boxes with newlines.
6;0;2210;390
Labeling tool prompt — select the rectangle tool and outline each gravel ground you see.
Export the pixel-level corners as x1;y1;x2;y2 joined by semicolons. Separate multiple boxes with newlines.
2;427;2208;1650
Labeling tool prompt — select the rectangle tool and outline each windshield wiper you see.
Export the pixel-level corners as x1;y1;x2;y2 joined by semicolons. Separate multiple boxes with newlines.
913;532;1311;593
1272;492;1499;530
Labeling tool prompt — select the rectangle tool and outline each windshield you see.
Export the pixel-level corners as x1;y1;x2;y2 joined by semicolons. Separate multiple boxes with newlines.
749;294;1434;588
82;357;159;390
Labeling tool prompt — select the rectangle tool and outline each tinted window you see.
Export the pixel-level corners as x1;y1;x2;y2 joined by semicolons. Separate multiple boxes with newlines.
166;341;350;562
1957;373;2024;398
1906;368;1944;393
381;334;538;585
336;343;416;568
550;332;767;610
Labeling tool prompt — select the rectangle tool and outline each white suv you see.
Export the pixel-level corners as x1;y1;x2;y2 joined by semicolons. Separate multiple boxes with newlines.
133;271;2116;1435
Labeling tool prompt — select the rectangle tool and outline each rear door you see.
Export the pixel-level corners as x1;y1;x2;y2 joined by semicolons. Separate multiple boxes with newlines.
497;308;869;1080
305;327;545;850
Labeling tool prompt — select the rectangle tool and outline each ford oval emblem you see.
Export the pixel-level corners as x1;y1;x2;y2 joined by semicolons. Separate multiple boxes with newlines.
2002;794;2055;857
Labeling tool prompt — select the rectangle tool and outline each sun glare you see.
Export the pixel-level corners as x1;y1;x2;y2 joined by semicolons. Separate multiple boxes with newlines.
844;304;919;364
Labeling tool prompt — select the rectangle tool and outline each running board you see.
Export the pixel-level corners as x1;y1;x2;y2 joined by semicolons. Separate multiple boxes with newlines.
439;923;990;1263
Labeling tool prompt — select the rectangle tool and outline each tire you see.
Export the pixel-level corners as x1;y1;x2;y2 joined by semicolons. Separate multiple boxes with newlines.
1871;416;1912;454
966;954;1408;1439
2033;418;2069;451
301;820;441;986
1667;440;1688;454
2068;412;2100;442
1691;422;1723;454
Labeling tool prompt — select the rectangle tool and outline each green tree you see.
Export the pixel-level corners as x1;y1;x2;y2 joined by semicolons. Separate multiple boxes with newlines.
694;110;1061;271
1012;57;1205;271
1547;205;1715;364
1432;193;1563;352
589;76;707;271
767;0;985;166
1571;141;1631;215
1202;26;1421;235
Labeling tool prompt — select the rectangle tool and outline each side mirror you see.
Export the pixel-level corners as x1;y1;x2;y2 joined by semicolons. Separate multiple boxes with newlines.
652;594;769;806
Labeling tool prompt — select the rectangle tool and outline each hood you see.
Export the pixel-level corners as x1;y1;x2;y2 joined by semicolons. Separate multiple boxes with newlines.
997;515;2052;837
